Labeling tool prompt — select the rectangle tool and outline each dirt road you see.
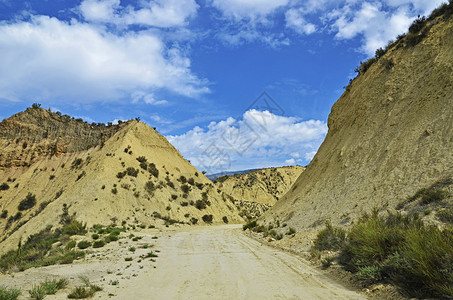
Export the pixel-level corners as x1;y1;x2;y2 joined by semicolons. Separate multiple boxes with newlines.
0;225;366;299
113;225;365;300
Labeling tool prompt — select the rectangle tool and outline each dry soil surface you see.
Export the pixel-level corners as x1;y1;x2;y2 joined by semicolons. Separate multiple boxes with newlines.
0;225;366;299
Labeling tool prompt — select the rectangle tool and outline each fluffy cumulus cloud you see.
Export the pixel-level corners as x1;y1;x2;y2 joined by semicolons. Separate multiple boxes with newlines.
326;0;446;55
168;109;327;172
285;8;316;35
285;0;446;55
79;0;199;27
331;2;414;54
0;15;208;103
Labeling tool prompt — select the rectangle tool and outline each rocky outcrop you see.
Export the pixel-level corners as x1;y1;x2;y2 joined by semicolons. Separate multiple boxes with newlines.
0;108;125;168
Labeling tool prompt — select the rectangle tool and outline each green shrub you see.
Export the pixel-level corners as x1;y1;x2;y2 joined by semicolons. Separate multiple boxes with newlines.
124;257;133;262
312;221;345;251
136;156;147;163
116;171;126;179
63;220;87;236
144;181;155;194
202;215;213;223
222;216;229;224
29;285;46;300
0;183;9;191
190;218;198;225
0;286;21;300
77;241;91;249
0;210;7;219
195;200;207;210
60;250;85;264
129;246;136;252
179;175;187;183
67;278;101;299
337;209;453;298
92;240;105;248
18;193;36;211
243;220;257;230
188;178;195;185
111;187;118;194
355;265;382;283
148;163;159;178
181;184;190;194
126;167;139;177
65;240;76;250
71;158;83;169
91;233;99;240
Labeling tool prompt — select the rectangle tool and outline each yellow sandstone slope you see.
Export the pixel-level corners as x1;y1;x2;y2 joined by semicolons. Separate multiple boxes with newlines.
215;166;304;206
263;14;453;230
0;109;241;254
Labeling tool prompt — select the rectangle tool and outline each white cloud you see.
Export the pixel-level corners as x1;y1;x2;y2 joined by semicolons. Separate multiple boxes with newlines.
0;15;209;104
331;2;414;55
304;151;317;160
150;114;173;124
167;109;327;172
285;158;296;165
79;0;199;27
285;8;317;35
210;0;289;20
384;0;446;15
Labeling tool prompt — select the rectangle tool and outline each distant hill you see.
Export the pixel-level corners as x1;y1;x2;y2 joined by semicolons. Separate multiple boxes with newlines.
206;169;259;181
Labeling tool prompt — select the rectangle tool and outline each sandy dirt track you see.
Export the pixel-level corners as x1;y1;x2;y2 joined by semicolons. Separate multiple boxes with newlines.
0;225;366;299
113;225;365;300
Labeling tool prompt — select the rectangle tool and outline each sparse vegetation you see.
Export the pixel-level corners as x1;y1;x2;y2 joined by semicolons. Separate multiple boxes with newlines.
144;181;155;195
148;163;159;178
71;158;83;169
202;214;213;223
243;220;257;230
67;277;102;299
312;221;346;251
0;286;21;300
18;193;36;211
331;209;453;298
181;184;190;194
77;241;91;249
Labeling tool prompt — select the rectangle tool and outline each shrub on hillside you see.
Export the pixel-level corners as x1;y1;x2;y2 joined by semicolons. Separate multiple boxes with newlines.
18;193;36;211
77;241;91;249
337;210;453;298
148;163;159;178
312;221;346;251
202;214;213;223
0;183;9;191
181;184;190;194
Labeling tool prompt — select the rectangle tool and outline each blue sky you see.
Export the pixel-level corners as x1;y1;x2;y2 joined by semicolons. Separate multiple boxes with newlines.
0;0;445;173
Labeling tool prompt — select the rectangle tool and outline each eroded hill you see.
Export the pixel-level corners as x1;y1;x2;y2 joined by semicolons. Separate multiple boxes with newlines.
0;108;242;254
263;11;453;230
215;166;304;219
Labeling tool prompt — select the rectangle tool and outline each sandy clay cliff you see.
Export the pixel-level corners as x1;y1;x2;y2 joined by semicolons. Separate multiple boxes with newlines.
263;12;453;230
0;108;242;254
